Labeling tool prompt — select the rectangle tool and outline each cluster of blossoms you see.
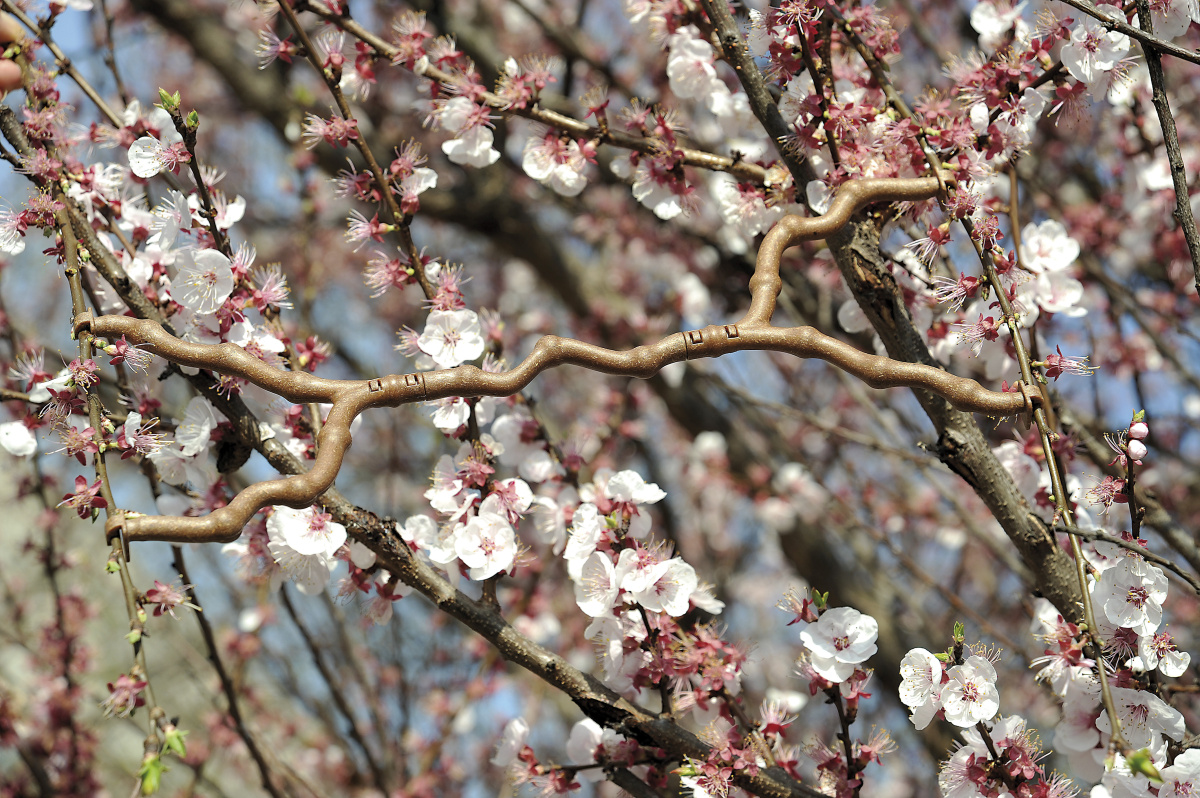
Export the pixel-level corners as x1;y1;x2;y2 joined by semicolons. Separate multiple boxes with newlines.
481;469;772;797
900;634;1083;798
896;536;1190;798
985;407;1193;796
492;715;659;794
1030;591;1188;797
900;646;1000;730
783;595;891;796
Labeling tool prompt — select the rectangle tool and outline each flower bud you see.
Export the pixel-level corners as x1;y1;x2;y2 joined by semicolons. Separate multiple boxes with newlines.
1127;440;1147;461
1129;421;1148;440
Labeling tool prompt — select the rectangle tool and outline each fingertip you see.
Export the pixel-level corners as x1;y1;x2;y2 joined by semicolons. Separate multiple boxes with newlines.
0;59;21;94
0;13;22;45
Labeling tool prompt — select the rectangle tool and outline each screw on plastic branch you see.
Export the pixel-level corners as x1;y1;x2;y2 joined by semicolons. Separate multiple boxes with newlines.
78;176;1039;547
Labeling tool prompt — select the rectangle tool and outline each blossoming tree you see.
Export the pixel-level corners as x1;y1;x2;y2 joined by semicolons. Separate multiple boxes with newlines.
0;0;1198;796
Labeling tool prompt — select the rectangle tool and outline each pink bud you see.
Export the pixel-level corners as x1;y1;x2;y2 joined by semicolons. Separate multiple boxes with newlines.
1127;440;1148;462
1129;421;1149;440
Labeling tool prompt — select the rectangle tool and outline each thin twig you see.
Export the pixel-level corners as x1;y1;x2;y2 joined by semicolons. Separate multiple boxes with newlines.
1131;0;1200;297
280;586;390;794
1054;0;1200;67
96;0;130;106
1054;525;1200;595
171;547;287;798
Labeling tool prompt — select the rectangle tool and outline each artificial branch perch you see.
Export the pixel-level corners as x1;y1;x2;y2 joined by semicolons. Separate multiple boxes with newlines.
80;177;1039;546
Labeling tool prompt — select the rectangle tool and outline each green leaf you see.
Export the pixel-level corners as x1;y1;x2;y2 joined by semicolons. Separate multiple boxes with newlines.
163;727;188;759
139;754;167;795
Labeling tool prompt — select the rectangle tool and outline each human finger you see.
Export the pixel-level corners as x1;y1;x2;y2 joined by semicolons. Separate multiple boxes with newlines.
0;13;23;94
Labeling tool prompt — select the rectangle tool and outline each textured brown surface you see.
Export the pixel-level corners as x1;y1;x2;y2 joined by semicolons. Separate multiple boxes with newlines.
79;177;1039;546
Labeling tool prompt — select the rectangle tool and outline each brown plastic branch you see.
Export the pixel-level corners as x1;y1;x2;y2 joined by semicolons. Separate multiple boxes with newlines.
82;176;1039;547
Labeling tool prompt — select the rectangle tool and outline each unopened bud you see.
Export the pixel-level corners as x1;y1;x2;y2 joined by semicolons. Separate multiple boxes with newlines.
1129;421;1149;440
1125;749;1162;783
1127;440;1148;461
157;88;181;113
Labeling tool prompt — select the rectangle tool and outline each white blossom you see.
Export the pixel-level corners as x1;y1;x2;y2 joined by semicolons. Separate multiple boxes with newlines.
522;135;589;197
630;161;685;220
1140;0;1200;40
531;486;577;554
1095;686;1185;751
491;717;530;766
267;516;339;595
630;557;697;616
665;26;724;100
172;248;235;314
490;409;562;484
566;719;626;781
1020;219;1081;273
267;506;347;558
1134;629;1190;677
899;648;944;710
1158;748;1200;798
606;469;667;505
798;606;879;683
1061;6;1132;91
429;396;471;432
564;502;606;579
454;495;517;579
1093;558;1167;633
175;396;220;457
0;203;26;255
970;0;1029;52
940;656;1000;727
417;309;485;368
402;513;460;566
443;126;501;168
574;551;620;617
0;420;36;457
714;178;783;238
187;190;246;231
127;136;172;179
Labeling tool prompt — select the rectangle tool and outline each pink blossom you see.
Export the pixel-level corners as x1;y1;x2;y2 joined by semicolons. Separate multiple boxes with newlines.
1041;346;1095;380
143;579;198;619
255;28;298;68
931;272;981;311
104;336;153;373
58;475;106;519
953;313;1002;356
301;113;360;149
101;673;147;718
